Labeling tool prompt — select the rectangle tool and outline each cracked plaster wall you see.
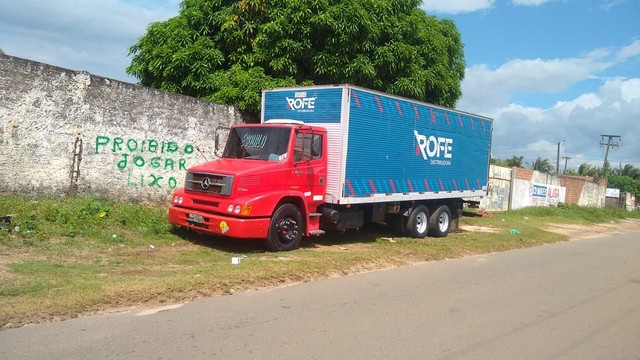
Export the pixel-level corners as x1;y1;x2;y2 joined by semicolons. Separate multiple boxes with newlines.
0;54;248;202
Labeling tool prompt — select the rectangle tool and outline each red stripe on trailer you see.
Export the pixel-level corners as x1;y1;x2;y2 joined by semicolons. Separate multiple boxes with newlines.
458;113;464;127
423;179;431;192
395;101;402;116
444;112;450;125
470;117;475;130
476;179;482;190
352;91;361;108
389;180;397;193
465;179;471;190
416;144;421;156
369;179;377;193
439;179;445;191
430;108;437;123
346;180;355;195
481;119;486;132
375;96;383;112
414;105;420;120
453;179;458;191
407;179;414;192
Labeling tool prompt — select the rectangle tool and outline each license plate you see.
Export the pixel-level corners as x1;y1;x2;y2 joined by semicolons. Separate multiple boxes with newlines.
188;213;204;224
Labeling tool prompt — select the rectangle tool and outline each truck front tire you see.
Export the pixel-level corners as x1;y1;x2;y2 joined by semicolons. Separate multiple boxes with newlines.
264;204;303;251
428;205;451;237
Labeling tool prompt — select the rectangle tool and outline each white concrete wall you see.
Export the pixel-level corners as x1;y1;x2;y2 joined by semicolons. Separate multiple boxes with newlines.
0;54;249;202
578;180;607;208
506;168;567;210
479;165;511;211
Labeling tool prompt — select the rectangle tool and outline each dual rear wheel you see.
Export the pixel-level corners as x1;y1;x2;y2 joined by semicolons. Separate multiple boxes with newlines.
393;204;452;238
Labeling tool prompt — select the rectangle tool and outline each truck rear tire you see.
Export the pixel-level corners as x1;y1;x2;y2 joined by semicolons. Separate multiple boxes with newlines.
264;204;303;251
428;205;451;237
405;205;430;238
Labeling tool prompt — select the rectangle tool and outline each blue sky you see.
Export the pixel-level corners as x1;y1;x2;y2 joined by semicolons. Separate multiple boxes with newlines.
1;0;639;171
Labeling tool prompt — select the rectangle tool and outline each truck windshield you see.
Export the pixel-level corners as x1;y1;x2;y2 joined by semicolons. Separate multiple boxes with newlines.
222;127;292;161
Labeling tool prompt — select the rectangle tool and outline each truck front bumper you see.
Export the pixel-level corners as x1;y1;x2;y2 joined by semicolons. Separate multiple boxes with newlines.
168;205;269;239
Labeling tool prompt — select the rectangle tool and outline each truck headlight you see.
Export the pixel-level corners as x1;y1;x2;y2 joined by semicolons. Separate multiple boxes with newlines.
227;204;252;215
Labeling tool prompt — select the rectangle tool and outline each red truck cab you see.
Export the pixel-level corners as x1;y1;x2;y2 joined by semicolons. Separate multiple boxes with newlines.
168;121;327;251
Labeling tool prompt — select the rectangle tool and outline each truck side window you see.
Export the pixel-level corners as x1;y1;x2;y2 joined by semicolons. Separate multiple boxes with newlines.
294;133;322;162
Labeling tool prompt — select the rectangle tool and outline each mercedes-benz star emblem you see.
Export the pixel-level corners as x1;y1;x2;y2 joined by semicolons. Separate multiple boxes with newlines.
201;177;211;190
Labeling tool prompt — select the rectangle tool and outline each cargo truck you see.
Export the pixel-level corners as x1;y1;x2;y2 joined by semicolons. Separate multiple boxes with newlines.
168;84;493;251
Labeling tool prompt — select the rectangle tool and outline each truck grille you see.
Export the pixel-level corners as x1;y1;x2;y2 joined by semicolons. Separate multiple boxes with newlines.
185;172;233;195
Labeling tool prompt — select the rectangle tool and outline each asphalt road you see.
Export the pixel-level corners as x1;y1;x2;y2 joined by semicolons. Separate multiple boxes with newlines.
1;232;639;360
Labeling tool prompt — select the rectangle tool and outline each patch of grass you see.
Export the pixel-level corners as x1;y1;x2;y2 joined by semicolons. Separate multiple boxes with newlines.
1;194;638;329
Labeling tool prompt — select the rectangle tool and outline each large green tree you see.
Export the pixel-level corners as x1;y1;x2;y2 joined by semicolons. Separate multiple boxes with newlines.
127;0;465;116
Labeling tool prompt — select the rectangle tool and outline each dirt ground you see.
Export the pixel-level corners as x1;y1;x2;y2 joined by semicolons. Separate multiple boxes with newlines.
459;218;640;240
545;218;640;240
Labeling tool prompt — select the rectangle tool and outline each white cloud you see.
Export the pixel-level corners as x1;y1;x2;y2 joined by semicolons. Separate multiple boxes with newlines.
421;0;494;14
0;0;178;81
617;39;640;60
552;93;602;117
460;39;640;169
600;0;628;11
488;77;640;169
511;0;554;6
459;52;613;113
620;79;640;102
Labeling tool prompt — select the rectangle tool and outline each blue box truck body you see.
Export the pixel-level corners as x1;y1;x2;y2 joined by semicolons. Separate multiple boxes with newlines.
262;84;492;207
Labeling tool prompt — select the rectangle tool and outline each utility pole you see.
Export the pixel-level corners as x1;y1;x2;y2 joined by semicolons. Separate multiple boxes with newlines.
562;156;571;174
599;135;621;172
556;139;565;174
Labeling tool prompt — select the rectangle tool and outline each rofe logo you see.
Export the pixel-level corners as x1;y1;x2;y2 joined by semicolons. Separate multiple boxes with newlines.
414;130;453;165
286;92;316;111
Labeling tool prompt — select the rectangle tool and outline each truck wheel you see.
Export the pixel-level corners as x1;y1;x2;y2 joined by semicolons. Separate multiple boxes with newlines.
264;204;303;251
405;205;430;238
428;205;451;237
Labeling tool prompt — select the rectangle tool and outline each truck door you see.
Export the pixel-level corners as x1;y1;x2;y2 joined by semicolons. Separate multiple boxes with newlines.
291;130;327;208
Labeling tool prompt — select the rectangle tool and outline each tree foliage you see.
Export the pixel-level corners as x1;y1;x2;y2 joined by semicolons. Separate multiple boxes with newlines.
608;175;640;198
127;0;465;116
528;157;554;173
574;163;640;197
578;163;601;177
491;155;524;168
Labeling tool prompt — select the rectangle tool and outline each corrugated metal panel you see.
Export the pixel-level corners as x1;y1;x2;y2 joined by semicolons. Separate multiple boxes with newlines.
342;86;492;201
261;84;492;205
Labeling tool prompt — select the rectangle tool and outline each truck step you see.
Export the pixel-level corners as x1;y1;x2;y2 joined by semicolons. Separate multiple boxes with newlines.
309;230;325;236
309;213;322;217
